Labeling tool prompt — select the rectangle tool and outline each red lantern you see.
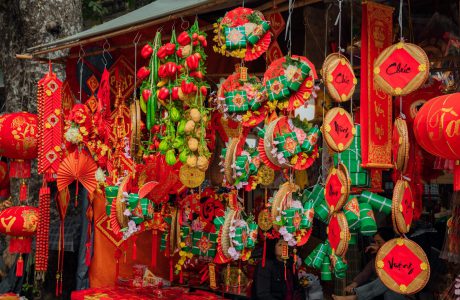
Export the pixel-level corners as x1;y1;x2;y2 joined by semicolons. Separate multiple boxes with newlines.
0;112;38;201
0;206;39;276
414;93;460;189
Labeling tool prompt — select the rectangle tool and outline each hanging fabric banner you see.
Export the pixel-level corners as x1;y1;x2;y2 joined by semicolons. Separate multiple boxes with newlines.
360;1;394;168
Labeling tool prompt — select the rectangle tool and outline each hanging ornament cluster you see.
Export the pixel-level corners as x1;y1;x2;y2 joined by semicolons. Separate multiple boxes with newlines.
263;56;318;111
138;21;211;190
213;7;271;61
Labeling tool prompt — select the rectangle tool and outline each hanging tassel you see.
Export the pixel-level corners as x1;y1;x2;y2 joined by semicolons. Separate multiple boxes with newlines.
114;248;122;284
19;180;27;202
226;264;230;292
55;273;60;296
151;230;157;268
238;261;241;295
284;261;287;281
85;242;91;266
132;236;137;261
179;270;183;284
293;248;297;274
262;235;267;268
16;255;23;277
169;258;173;282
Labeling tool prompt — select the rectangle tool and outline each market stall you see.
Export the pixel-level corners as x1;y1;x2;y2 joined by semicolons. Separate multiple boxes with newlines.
1;0;459;299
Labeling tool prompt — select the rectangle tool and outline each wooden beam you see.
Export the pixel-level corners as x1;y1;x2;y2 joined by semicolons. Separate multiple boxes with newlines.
19;0;321;62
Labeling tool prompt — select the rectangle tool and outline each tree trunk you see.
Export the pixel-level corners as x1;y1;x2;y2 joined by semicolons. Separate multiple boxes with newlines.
0;0;82;206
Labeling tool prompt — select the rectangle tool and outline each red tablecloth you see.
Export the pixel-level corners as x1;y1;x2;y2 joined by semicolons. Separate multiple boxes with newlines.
71;287;227;300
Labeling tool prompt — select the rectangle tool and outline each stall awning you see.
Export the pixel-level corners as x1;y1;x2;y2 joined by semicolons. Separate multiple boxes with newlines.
25;0;233;56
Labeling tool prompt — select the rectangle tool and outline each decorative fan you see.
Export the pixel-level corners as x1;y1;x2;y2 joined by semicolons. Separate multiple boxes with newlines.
213;7;271;61
263;55;317;111
57;151;98;194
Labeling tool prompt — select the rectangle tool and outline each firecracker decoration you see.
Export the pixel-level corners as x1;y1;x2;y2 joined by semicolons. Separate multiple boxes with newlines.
376;238;430;294
37;65;63;182
321;53;357;102
263;55;318;111
35;185;50;276
0;112;38;202
323;107;355;153
392;180;414;235
213;7;271;61
374;42;430;96
0;206;38;277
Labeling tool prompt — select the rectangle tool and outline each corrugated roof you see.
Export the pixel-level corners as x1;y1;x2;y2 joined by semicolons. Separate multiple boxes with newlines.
26;0;214;53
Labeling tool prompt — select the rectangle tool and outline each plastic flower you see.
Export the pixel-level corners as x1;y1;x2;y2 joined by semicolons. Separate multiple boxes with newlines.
228;247;240;260
95;167;106;184
64;127;83;144
123;209;132;217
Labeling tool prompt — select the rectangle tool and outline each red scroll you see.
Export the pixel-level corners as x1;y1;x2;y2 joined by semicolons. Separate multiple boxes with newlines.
360;1;394;168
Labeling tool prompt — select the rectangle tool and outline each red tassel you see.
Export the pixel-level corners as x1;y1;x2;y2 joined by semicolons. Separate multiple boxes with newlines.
454;161;460;191
262;235;267;268
132;236;137;261
114;248;122;284
169;258;173;282
180;270;183;284
16;255;23;277
85;243;91;266
19;181;27;202
151;230;157;268
284;262;287;281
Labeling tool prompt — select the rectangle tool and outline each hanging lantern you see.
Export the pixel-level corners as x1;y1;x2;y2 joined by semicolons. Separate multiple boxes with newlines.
414;93;460;190
0;112;38;202
0;206;39;276
0;112;38;177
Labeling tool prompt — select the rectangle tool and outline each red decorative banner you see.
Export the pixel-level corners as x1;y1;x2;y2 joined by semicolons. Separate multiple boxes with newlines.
108;55;140;100
266;13;285;64
360;1;394;168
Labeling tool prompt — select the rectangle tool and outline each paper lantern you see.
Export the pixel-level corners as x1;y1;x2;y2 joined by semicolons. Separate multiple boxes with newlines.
0;112;38;179
414;93;460;189
376;238;430;294
0;206;38;277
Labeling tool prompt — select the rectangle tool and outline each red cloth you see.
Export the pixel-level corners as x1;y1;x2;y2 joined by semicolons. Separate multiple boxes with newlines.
360;2;394;168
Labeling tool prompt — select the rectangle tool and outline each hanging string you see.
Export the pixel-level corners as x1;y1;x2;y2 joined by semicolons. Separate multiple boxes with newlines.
133;33;141;101
398;0;404;41
77;46;85;104
334;0;343;54
284;0;295;56
350;0;354;124
321;4;332;183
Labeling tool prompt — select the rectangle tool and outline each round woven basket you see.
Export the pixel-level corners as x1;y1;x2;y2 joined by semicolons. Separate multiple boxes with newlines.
376;238;430;295
224;139;239;185
393;117;409;173
115;175;131;229
327;212;350;257
373;42;429;96
322;54;357;102
323;107;355;153
324;166;350;213
221;209;238;259
270;182;299;221
392;179;414;234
